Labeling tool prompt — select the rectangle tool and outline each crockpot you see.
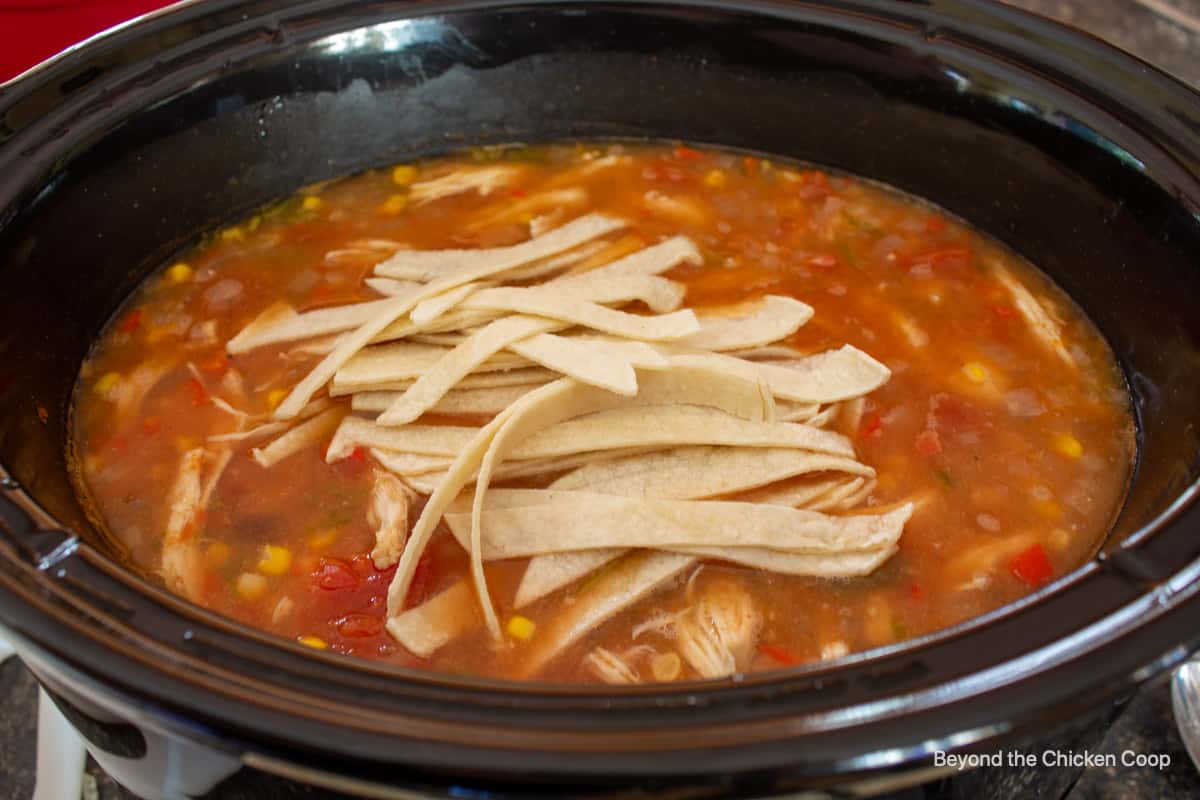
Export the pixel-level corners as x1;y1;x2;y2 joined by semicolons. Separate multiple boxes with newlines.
1;0;1199;797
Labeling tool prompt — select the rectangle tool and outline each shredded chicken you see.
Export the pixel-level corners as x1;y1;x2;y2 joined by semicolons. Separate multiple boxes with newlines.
368;471;415;569
676;581;762;679
584;647;640;684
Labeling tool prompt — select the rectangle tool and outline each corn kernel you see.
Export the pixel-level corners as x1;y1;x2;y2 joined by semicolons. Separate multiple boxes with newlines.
94;372;122;397
391;165;418;185
205;541;232;568
308;529;338;552
266;388;288;410
235;572;268;600
247;215;262;231
166;262;193;283
145;326;173;344
1035;500;1062;518
301;195;323;211
220;226;245;242
257;544;292;576
651;651;682;681
173;435;199;452
298;635;327;650
517;212;534;225
703;169;727;189
379;193;408;215
1052;433;1083;459
962;361;988;383
506;615;536;640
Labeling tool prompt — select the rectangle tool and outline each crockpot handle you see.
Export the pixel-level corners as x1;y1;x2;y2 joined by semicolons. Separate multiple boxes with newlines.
0;475;76;567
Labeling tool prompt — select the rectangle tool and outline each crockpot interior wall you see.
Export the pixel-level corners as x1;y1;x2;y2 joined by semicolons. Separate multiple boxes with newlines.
1;4;1198;560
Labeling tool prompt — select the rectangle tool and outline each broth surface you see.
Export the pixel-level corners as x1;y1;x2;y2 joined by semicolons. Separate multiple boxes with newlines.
73;143;1134;682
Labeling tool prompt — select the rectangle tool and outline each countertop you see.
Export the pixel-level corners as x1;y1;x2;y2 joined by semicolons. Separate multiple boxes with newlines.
2;0;1199;797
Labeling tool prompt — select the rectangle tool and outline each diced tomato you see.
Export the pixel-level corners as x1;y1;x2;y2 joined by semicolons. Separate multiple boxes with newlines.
142;416;162;435
673;145;703;161
338;613;384;638
914;429;942;457
508;187;527;198
759;643;801;666
313;558;359;591
927;393;985;435
118;309;144;333
199;353;229;375
742;156;760;175
186;377;208;407
334;446;369;478
349;447;367;463
925;216;946;234
1010;544;1054;587
405;552;437;609
992;304;1016;319
861;411;883;440
643;160;689;183
907;245;971;274
796;170;831;200
908;583;924;601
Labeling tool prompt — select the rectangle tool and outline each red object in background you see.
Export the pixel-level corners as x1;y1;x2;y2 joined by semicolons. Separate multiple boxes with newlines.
0;0;177;82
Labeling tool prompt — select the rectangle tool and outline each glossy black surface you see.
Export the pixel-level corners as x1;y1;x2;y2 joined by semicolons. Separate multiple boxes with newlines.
1;0;1199;795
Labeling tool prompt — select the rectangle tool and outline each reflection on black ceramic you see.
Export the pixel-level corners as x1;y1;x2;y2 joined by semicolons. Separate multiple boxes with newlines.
1;2;1199;798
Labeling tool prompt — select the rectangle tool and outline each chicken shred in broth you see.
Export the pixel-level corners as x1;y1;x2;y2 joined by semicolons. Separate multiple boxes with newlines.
72;143;1134;683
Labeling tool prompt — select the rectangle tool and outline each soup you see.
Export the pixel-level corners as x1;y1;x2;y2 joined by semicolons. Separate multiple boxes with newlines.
72;143;1134;683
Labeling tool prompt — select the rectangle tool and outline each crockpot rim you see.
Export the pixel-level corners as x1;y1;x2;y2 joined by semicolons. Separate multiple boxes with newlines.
1;0;1200;783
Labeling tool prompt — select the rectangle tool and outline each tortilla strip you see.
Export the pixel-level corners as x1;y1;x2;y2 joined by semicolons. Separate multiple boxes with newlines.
227;298;400;354
386;581;480;658
369;471;415;568
466;361;781;637
460;287;700;341
385;364;773;620
515;550;623;608
480;239;609;284
251;407;345;467
681;296;813;351
550;446;873;498
517;551;695;677
735;475;863;508
410;281;487;323
374;316;561;426
375;308;502;345
675;543;898;577
409;164;522;205
351;385;534;415
331;366;555;398
547;235;701;281
369;450;453;476
668;345;890;403
335;341;530;388
374;212;624;281
443;492;909;558
348;407;849;462
337;403;834;465
523;406;855;459
507;335;639;396
275;215;625;418
371;446;650;484
777;400;822;423
364;277;423;297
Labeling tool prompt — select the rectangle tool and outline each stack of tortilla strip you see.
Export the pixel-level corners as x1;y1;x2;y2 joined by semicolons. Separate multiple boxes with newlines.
226;210;912;668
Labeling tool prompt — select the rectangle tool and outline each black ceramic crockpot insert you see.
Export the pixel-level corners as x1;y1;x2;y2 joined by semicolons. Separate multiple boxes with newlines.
0;0;1199;793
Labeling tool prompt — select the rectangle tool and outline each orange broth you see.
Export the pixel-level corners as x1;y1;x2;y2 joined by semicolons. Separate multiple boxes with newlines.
72;143;1134;682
